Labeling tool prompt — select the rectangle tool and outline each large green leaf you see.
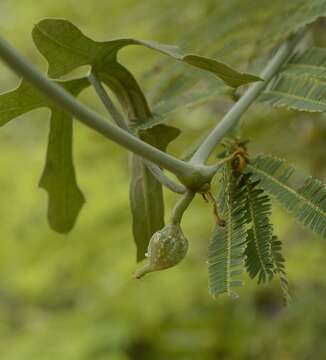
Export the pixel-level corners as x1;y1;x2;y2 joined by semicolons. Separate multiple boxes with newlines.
247;155;326;239
32;18;191;259
32;18;260;88
0;81;47;126
32;18;261;131
39;110;85;233
208;167;248;297
0;78;88;232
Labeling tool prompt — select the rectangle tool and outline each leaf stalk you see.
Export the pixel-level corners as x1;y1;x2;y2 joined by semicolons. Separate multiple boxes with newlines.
171;190;196;225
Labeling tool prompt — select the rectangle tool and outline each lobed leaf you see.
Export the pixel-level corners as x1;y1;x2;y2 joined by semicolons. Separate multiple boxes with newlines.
39;110;85;233
0;81;46;126
247;154;326;239
184;55;261;88
0;78;88;233
32;18;188;258
32;18;261;88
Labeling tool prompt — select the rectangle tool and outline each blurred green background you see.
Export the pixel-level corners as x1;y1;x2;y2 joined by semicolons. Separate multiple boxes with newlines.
0;1;325;359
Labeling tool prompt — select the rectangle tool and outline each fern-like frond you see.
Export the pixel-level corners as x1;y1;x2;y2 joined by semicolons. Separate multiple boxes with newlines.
146;1;326;123
285;48;326;79
247;155;326;239
261;75;326;112
270;236;291;305
208;168;248;297
261;47;326;113
260;0;326;51
244;179;275;284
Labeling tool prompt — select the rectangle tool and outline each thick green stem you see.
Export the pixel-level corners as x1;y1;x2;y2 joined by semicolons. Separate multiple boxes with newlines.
0;36;212;185
191;31;305;165
145;161;186;194
171;190;196;224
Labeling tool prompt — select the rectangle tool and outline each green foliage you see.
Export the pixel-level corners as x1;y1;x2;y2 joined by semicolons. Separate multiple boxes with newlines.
0;78;88;232
208;167;248;297
208;166;290;299
31;18;261;128
39;110;85;233
32;18;260;88
147;0;326;115
271;236;291;305
244;179;275;284
248;155;326;239
0;0;326;301
1;1;326;358
33;19;182;257
259;0;326;51
261;47;326;112
261;76;326;112
30;18;260;259
284;47;326;78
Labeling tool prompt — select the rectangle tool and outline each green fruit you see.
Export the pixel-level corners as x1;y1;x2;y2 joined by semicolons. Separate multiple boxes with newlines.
134;223;188;278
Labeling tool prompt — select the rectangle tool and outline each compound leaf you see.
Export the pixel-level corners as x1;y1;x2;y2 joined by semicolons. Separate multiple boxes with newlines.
247;155;326;239
271;236;291;305
145;0;326;112
261;48;326;113
260;0;326;52
284;48;326;79
208;167;248;297
261;75;326;113
244;179;275;284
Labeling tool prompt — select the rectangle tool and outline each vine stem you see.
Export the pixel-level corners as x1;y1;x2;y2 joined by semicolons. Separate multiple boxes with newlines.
0;36;214;186
145;161;186;194
190;30;306;165
171;190;196;224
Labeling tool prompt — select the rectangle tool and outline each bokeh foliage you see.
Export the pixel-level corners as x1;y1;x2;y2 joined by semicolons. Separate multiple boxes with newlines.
0;0;326;359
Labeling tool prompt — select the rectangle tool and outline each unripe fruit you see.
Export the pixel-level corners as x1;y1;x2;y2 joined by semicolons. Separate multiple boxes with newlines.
134;223;188;279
